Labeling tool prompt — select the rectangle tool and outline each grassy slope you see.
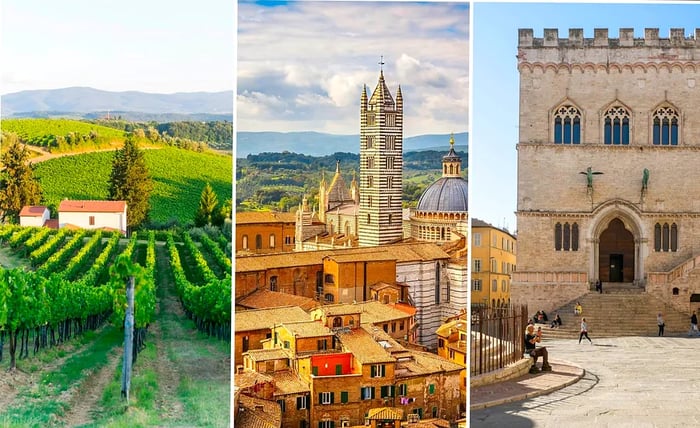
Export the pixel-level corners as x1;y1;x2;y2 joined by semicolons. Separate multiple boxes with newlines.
34;147;232;225
2;118;126;144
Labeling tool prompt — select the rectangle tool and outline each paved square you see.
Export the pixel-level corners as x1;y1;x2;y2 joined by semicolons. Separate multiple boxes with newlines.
471;336;700;427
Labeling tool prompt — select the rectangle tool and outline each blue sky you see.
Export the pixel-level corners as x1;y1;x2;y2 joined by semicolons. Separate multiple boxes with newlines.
1;0;234;94
470;1;700;232
237;1;469;136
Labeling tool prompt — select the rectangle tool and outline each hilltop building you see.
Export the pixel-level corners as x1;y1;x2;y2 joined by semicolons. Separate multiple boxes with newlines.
471;219;516;308
236;211;297;255
512;28;700;314
19;200;127;235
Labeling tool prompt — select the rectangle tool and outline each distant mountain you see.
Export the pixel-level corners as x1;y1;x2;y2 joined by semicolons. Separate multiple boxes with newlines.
236;131;468;157
1;87;233;117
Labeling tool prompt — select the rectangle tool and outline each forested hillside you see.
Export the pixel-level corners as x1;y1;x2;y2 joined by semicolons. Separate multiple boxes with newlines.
236;149;467;212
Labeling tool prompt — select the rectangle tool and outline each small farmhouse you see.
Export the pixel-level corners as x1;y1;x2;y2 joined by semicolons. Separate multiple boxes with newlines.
19;206;51;227
58;200;127;234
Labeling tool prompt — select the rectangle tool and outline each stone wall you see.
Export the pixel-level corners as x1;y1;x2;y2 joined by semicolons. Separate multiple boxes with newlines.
470;357;533;389
510;282;589;315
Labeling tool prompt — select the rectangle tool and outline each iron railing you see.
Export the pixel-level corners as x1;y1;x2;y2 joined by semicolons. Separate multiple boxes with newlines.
470;304;529;376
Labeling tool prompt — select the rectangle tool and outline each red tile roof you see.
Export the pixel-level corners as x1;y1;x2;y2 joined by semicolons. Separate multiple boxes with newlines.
58;200;126;213
19;206;48;217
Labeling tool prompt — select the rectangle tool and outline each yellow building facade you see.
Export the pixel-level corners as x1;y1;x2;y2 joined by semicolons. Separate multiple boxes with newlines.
471;219;517;307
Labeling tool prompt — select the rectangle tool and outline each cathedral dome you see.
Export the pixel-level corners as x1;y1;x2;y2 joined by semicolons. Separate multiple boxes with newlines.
416;176;468;212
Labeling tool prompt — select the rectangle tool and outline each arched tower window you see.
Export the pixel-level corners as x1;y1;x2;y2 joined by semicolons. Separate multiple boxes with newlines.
553;105;581;144
555;222;579;251
652;106;679;145
269;234;276;249
255;234;262;250
604;105;630;145
554;223;562;251
655;222;679;252
242;235;248;250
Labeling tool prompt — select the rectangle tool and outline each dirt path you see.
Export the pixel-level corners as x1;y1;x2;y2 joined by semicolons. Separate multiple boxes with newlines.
150;244;186;420
61;346;122;427
0;367;32;411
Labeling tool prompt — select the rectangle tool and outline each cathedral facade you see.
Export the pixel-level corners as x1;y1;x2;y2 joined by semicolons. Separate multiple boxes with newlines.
512;28;700;314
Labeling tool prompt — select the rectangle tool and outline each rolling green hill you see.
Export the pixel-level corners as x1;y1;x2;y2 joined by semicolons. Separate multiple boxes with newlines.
1;118;126;148
34;147;232;226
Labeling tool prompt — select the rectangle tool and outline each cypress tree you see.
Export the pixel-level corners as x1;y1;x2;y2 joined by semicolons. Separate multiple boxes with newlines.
0;135;43;223
194;182;221;227
108;138;153;229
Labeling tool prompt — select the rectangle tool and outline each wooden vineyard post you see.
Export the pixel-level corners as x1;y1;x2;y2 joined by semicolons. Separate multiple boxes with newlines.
121;276;135;402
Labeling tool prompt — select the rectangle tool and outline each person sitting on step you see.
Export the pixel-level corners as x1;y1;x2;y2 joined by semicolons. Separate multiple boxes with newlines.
525;323;552;373
550;313;562;329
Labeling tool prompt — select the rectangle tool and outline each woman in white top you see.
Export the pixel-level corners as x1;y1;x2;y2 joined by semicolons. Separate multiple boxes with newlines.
579;317;592;344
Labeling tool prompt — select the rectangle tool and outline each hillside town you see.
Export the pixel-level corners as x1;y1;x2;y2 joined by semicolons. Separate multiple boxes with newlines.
234;69;468;427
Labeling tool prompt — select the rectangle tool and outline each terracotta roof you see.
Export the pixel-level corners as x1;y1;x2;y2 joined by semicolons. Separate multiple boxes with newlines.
358;301;413;325
44;219;59;229
389;302;417;316
236;211;296;225
311;302;363;317
337;326;395;364
236;242;449;273
58;200;126;213
234;369;274;389
237;290;320;311
324;251;396;263
243;348;291;362
236;394;281;428
394;349;464;377
235;307;310;332
19;206;48;217
435;319;467;338
367;407;404;420
270;370;310;396
370;281;407;291
280;321;332;338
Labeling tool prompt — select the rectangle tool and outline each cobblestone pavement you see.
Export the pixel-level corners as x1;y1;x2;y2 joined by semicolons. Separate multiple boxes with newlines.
471;335;700;427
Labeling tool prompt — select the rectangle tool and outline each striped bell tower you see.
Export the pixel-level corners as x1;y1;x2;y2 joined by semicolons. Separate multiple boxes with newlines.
359;60;404;246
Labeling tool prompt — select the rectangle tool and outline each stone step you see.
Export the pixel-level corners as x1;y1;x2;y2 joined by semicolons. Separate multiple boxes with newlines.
538;289;690;338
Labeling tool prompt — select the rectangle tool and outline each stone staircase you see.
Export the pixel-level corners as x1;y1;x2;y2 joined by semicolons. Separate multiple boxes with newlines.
535;283;691;340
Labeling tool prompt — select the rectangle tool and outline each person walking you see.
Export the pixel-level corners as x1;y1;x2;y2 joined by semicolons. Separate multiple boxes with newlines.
690;311;698;337
657;313;665;336
579;317;592;344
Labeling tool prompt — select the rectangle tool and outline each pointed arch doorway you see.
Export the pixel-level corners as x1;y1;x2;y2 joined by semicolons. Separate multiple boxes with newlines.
598;218;635;283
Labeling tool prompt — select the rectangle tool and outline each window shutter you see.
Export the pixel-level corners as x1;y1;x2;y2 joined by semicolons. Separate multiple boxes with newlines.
330;392;334;403
371;387;375;399
318;393;323;404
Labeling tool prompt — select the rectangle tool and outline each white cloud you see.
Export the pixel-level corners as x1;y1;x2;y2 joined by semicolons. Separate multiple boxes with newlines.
237;1;469;135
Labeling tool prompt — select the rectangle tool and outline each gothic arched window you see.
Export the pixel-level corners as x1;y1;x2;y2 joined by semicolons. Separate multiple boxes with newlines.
652;106;679;145
553;105;581;144
555;222;579;251
655;222;679;252
604;105;630;145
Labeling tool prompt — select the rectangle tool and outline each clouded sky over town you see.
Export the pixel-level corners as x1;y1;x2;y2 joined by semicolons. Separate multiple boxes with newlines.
237;1;469;136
